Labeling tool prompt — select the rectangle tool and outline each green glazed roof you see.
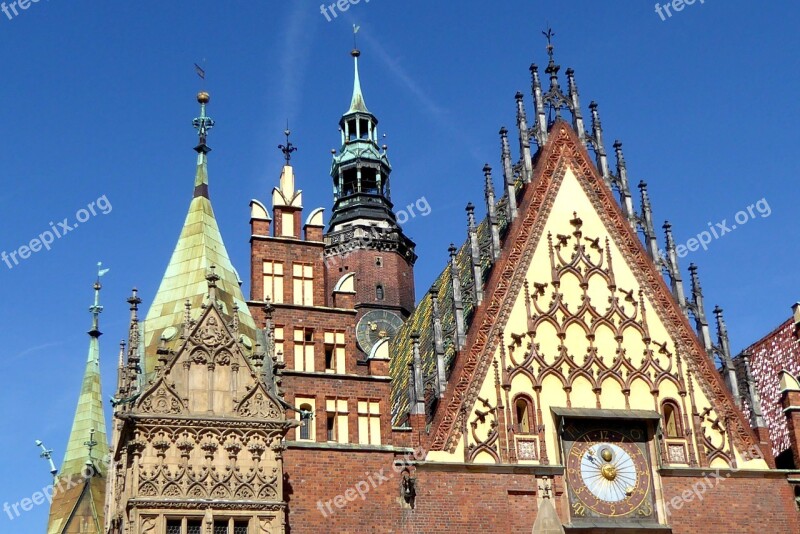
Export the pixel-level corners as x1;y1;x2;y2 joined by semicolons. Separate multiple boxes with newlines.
59;329;109;477
143;152;257;375
389;176;519;424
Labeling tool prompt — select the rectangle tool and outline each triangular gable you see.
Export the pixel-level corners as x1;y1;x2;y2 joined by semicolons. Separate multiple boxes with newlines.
136;302;282;419
428;121;759;458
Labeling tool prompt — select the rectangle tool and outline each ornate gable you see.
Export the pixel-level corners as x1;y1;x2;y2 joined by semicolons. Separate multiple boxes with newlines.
136;301;281;418
426;122;764;471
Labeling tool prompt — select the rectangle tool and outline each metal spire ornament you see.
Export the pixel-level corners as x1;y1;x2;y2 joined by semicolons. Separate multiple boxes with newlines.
278;123;297;165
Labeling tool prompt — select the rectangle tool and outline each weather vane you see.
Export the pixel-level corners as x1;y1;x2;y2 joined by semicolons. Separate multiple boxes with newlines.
543;27;556;58
278;122;297;165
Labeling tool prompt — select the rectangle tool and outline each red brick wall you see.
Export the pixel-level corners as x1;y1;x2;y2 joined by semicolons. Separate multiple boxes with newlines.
661;474;800;533
250;237;326;306
325;249;416;317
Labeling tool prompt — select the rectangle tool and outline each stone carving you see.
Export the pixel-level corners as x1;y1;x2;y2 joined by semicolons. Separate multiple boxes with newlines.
238;388;281;419
139;383;184;415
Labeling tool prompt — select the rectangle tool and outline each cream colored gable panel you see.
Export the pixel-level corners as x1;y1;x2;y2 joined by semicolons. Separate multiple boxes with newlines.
452;164;766;469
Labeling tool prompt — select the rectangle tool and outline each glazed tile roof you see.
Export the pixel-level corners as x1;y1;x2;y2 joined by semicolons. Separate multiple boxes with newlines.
390;192;514;425
143;155;257;375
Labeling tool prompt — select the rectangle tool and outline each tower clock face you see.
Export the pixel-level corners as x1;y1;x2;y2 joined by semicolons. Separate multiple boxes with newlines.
562;422;656;522
356;310;404;354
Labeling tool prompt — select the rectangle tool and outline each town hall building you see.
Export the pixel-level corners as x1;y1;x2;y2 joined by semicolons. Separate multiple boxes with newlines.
45;37;800;533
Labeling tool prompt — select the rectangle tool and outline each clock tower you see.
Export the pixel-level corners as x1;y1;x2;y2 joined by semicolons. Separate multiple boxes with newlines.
324;46;417;357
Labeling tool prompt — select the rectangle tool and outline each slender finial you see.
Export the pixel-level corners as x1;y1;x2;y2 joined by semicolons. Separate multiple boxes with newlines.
84;428;97;467
193;90;214;154
543;27;559;75
89;263;109;338
353;24;360;51
35;440;58;479
278;122;297;165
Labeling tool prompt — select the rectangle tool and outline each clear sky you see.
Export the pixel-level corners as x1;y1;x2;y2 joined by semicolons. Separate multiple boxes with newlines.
1;1;798;531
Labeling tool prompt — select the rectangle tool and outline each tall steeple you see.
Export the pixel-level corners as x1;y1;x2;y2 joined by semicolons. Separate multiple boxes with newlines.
46;267;110;534
142;92;257;374
328;44;397;230
324;34;417;322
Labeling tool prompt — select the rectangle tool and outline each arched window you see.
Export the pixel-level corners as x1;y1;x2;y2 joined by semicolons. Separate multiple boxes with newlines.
376;284;384;301
299;403;313;440
662;400;682;438
513;395;535;434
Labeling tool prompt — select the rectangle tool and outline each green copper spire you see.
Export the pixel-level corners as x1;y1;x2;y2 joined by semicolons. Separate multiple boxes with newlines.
47;266;110;534
142;92;257;374
60;266;110;477
347;48;369;114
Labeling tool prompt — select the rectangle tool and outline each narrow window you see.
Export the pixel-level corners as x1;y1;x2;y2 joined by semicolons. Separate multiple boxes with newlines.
325;345;335;371
233;522;249;534
299;403;313;440
262;261;284;304
292;263;314;306
376;284;384;301
213;521;228;534
166;520;182;534
293;328;314;372
326;413;336;441
358;400;382;445
513;395;535;434
662;401;681;438
187;521;203;534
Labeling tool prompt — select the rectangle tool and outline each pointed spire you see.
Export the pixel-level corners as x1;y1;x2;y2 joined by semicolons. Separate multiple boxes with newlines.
449;243;467;350
588;102;611;187
347;46;369;114
58;272;110;479
467;203;483;305
530;63;548;145
740;352;767;428
484;164;501;260
410;332;426;416
500;127;518;221
638;181;661;267
612;141;636;227
663;222;688;314
143;93;257;372
515;92;534;183
565;68;587;146
713;306;740;404
431;288;447;398
688;264;712;354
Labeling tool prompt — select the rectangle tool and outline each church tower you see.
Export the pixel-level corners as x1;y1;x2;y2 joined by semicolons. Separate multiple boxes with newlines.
324;47;417;342
46;273;110;534
106;93;295;534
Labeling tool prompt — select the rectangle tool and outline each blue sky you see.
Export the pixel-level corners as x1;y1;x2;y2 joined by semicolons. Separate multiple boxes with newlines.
1;1;799;531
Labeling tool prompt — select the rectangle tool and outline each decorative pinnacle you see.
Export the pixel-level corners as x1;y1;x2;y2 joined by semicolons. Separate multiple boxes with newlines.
193;92;215;153
35;440;58;478
84;428;97;467
543;27;560;77
89;262;109;338
278;124;298;165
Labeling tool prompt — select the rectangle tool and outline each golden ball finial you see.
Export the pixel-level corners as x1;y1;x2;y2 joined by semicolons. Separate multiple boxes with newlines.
197;91;210;104
351;49;361;58
600;448;614;462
